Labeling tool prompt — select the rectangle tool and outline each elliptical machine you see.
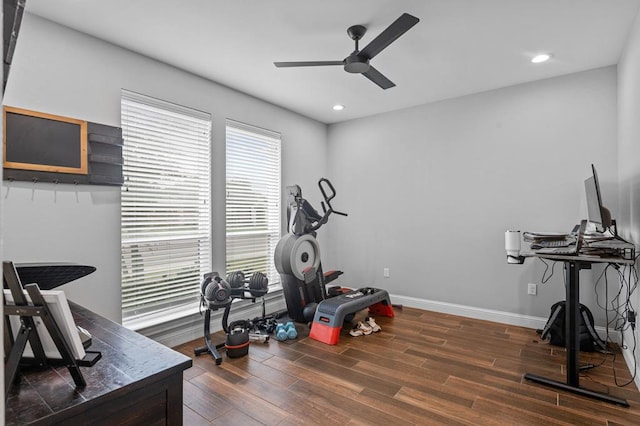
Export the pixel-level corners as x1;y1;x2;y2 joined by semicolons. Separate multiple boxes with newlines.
274;178;347;322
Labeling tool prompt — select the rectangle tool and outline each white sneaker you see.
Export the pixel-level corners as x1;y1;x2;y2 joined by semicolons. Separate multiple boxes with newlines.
349;325;364;337
365;316;381;332
357;321;373;335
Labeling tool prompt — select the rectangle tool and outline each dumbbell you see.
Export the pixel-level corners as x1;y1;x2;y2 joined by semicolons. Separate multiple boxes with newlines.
201;272;231;307
248;271;268;297
226;271;269;297
275;321;297;341
226;270;246;297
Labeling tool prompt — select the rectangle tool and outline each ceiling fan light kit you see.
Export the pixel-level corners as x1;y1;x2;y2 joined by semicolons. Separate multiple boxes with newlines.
274;13;420;89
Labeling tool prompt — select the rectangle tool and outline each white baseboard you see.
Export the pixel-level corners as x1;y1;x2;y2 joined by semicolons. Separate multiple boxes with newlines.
620;328;640;391
139;295;287;348
390;294;621;345
391;294;547;330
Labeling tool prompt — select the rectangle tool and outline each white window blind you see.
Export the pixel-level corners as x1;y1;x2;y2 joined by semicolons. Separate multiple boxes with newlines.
121;90;211;324
226;120;281;286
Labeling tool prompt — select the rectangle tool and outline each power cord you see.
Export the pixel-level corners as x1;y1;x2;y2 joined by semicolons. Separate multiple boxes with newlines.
538;258;557;283
535;249;638;387
593;261;639;387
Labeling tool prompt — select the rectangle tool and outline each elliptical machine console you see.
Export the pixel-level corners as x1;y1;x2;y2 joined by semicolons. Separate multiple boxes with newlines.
274;178;347;322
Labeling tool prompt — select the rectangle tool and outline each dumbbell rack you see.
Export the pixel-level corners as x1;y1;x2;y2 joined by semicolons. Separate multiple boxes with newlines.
194;300;232;365
194;293;265;365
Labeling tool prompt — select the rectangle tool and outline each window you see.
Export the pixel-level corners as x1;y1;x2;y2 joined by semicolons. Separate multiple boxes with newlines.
226;120;281;286
121;90;211;325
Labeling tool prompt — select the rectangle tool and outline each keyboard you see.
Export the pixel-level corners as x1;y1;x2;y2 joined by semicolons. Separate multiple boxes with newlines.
530;238;574;249
539;240;571;248
536;245;577;255
534;221;586;257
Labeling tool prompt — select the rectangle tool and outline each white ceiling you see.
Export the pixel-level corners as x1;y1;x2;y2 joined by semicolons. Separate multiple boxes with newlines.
24;0;640;124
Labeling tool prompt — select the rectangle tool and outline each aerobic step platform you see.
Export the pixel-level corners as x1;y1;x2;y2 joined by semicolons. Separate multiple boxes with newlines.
309;287;394;345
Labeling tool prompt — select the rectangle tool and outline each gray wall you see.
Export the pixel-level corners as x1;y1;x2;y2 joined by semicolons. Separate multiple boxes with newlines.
325;67;619;325
2;12;637;355
618;9;640;384
2;13;328;323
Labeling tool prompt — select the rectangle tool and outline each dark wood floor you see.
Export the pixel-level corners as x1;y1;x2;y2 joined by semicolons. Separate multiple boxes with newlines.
173;306;640;425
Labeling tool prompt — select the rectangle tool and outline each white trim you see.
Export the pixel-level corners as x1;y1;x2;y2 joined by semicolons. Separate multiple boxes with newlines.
620;328;640;390
124;301;200;331
122;89;211;120
392;294;546;328
138;293;286;348
226;118;281;140
127;284;285;331
390;294;622;345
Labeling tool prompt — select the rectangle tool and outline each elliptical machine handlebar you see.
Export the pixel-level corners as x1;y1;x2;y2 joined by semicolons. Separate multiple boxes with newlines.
305;178;347;233
318;178;347;217
286;178;347;236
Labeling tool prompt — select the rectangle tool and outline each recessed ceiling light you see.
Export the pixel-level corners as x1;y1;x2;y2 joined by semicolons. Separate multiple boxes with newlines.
333;104;345;111
531;53;552;64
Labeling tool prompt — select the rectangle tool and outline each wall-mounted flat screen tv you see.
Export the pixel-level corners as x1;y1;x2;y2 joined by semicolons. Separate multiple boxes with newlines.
3;106;88;175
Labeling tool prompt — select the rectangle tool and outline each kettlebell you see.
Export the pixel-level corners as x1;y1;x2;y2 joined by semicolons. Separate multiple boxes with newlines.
225;320;250;358
302;302;318;323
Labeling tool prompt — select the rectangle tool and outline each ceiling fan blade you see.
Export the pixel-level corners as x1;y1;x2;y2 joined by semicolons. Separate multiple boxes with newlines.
358;13;419;60
362;66;395;90
274;61;343;68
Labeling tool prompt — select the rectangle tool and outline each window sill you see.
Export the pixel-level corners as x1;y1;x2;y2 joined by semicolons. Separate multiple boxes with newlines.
124;302;201;331
128;287;285;347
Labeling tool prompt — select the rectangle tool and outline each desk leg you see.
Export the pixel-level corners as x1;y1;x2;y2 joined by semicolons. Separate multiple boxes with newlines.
566;261;580;386
523;372;629;406
524;261;629;407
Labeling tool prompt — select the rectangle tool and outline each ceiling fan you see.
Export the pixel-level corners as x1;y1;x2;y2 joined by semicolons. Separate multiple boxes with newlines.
274;13;420;90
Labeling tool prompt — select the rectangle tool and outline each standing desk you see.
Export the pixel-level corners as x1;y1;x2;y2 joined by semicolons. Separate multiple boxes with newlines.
524;251;634;407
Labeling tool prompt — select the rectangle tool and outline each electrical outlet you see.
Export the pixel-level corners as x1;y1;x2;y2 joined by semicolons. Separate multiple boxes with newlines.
628;310;636;325
528;283;537;296
383;267;390;278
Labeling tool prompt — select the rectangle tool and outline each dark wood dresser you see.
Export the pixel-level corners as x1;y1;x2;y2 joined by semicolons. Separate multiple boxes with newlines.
5;302;192;425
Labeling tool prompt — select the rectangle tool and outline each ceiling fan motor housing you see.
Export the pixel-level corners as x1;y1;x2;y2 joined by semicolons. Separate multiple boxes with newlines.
344;54;370;73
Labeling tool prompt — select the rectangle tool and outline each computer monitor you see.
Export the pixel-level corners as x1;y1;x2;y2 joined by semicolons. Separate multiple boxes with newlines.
584;164;612;233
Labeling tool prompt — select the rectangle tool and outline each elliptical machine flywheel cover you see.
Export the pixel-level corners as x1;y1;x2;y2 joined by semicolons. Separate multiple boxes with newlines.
274;234;321;281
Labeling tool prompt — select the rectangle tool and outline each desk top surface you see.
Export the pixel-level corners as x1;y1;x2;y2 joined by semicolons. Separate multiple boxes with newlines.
5;301;192;425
